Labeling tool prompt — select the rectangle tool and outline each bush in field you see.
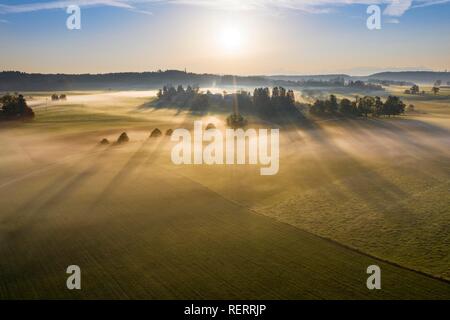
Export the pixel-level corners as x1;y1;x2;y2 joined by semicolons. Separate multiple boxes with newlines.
0;93;35;121
405;85;420;95
226;114;248;128
431;87;440;95
117;132;129;144
100;138;110;145
51;94;59;101
60;94;67;100
205;123;216;130
166;129;174;136
150;128;162;138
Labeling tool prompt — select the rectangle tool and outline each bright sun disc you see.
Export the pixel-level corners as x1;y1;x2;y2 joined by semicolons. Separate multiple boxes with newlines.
219;27;242;52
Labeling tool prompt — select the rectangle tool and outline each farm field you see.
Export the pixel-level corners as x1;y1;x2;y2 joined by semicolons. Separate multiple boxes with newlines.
0;89;449;299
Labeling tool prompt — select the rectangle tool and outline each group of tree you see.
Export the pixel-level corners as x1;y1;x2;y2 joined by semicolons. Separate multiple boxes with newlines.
404;84;423;95
0;93;35;121
156;85;211;111
310;95;405;117
403;81;442;96
252;87;296;116
346;80;383;91
51;94;67;101
294;78;384;91
155;85;299;118
369;79;414;87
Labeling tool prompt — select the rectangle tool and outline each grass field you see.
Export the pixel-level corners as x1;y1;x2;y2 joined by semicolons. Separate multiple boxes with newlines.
0;89;449;299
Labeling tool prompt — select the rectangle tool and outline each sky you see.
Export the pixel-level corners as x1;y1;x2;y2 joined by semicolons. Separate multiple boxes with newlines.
0;0;449;75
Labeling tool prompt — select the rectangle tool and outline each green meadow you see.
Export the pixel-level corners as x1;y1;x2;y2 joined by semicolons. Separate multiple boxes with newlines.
0;89;449;299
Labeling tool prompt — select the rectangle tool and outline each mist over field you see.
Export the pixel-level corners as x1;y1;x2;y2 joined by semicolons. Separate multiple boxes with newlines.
1;0;450;302
1;86;449;299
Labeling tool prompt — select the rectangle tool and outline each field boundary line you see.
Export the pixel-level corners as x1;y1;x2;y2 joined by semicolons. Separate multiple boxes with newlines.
161;164;450;286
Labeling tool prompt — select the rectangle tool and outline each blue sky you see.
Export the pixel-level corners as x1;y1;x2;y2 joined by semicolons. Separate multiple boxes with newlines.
0;0;449;75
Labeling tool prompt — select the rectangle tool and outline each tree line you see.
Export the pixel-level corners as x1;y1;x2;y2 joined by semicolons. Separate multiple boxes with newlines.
310;95;406;117
156;85;298;118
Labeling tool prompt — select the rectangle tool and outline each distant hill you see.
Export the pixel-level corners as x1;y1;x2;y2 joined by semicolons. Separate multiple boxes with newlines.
368;71;450;84
268;74;352;82
1;70;449;91
0;71;271;92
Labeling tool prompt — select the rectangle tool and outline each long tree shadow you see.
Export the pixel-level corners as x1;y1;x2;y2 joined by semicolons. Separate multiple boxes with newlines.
87;110;197;211
275;115;413;217
1;144;112;241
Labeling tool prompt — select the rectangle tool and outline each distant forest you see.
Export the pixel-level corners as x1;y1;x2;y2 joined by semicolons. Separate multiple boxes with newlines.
0;71;270;91
1;70;448;91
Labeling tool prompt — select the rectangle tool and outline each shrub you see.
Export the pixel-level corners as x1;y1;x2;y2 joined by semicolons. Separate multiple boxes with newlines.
117;132;129;144
150;128;162;138
226;114;247;128
166;129;174;136
205;123;216;130
100;138;110;145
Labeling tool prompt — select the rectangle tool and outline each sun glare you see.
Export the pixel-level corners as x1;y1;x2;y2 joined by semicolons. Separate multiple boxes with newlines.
219;27;242;53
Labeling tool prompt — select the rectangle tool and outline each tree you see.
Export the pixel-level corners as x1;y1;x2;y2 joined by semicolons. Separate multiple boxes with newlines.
0;93;35;120
117;132;129;144
150;128;162;138
326;94;338;114
192;94;209;110
177;85;185;94
434;80;442;87
358;96;375;117
383;96;405;117
287;90;295;106
410;85;420;94
272;87;280;99
339;98;353;115
311;99;326;115
373;96;384;117
432;87;440;95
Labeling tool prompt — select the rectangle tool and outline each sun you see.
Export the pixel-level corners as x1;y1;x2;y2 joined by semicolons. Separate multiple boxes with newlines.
219;27;242;53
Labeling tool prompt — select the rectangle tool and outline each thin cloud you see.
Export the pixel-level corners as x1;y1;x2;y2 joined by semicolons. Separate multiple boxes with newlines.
383;0;412;16
0;0;136;14
162;0;372;13
165;0;449;16
0;0;447;17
